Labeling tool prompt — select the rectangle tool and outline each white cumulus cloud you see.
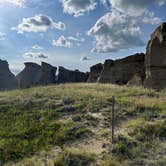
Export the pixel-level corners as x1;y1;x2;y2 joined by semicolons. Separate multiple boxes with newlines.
60;0;97;17
52;36;73;48
23;52;48;59
52;35;84;48
32;44;43;50
12;15;65;33
108;0;166;16
142;11;162;25
88;10;144;53
89;0;165;53
101;0;163;26
68;36;84;42
0;0;25;7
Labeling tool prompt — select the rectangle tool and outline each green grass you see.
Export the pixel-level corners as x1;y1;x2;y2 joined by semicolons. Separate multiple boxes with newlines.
129;120;166;141
0;83;165;165
54;148;96;166
0;113;91;163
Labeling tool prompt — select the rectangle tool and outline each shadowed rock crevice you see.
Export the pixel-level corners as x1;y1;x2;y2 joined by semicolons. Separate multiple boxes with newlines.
87;63;103;83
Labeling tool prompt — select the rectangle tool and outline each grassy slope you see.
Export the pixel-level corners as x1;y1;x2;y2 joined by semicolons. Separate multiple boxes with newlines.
0;83;165;166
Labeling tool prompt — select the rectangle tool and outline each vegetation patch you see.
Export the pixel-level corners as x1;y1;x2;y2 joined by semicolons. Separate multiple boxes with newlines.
54;148;96;166
0;84;165;165
129;120;166;141
112;135;138;159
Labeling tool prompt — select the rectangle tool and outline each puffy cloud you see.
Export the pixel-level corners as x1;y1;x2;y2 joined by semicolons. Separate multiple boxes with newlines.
80;56;90;61
0;32;6;40
158;0;166;6
60;0;97;17
89;0;165;53
32;44;43;50
0;0;25;7
88;10;144;53
108;0;166;16
23;52;48;59
101;0;163;27
52;35;84;48
142;11;162;25
12;15;65;33
68;36;85;42
52;36;73;48
9;62;24;74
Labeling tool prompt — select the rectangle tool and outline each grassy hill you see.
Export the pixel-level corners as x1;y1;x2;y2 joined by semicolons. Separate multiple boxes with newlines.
0;83;165;166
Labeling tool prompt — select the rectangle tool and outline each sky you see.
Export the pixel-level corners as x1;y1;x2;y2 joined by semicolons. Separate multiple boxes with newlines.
0;0;166;74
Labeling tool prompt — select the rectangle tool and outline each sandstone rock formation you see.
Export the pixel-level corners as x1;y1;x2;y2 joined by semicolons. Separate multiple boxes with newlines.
16;62;57;88
127;73;144;87
39;62;57;85
0;60;18;90
98;53;145;85
16;62;41;88
56;66;88;83
87;63;103;82
144;22;166;90
2;22;166;90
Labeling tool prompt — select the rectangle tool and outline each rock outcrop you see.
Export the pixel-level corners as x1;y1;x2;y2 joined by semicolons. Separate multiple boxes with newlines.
0;60;18;90
39;62;57;85
145;22;166;90
98;53;145;85
16;62;41;88
16;62;57;88
87;63;103;82
56;66;88;83
1;23;166;90
127;73;144;86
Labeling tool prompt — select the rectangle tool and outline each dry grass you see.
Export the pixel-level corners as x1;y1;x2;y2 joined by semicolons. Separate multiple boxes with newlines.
0;83;165;166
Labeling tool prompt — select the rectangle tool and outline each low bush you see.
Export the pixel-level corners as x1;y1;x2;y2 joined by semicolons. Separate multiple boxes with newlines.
54;148;95;166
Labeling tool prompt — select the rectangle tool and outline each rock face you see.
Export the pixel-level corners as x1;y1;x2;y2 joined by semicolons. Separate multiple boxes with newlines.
127;73;144;86
56;66;88;83
98;53;145;85
87;63;103;82
16;62;57;88
16;62;41;88
0;60;18;90
145;22;166;90
2;23;166;90
39;62;57;85
16;62;88;88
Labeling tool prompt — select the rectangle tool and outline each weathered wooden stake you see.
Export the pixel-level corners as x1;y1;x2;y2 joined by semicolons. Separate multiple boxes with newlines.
111;96;115;144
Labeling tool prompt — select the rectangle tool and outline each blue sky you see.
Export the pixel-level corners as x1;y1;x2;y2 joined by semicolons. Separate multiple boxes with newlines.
0;0;166;74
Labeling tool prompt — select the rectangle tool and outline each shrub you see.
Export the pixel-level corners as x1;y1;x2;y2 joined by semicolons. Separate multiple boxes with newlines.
54;148;95;166
112;136;138;159
99;157;121;166
129;120;166;141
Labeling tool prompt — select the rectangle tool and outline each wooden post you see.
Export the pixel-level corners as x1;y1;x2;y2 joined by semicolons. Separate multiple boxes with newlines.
112;96;115;144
